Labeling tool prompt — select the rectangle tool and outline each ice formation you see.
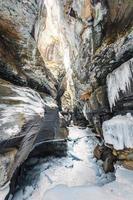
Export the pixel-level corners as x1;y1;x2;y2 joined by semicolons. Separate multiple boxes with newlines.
82;102;89;120
107;58;133;109
43;167;133;200
12;127;133;200
13;126;115;200
102;113;133;150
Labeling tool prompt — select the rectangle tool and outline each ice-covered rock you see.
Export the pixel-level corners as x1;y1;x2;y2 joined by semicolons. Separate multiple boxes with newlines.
0;81;45;141
13;126;116;200
102;113;133;150
12;126;132;200
0;79;60;188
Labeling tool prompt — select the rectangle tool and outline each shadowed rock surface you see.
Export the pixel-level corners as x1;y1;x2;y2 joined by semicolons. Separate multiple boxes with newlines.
0;79;61;187
0;0;67;190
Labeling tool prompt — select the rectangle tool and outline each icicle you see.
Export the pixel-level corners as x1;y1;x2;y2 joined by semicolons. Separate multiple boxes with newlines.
32;47;37;66
107;58;133;110
82;102;88;120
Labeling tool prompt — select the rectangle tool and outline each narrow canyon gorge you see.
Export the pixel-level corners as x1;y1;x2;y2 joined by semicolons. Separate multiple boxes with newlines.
0;0;133;199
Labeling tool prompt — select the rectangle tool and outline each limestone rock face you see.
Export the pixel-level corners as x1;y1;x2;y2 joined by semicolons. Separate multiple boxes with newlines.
0;79;60;186
36;0;133;170
0;0;64;190
0;0;57;97
0;149;17;187
37;0;133;110
0;0;133;192
0;79;44;142
40;0;133;167
74;1;133;169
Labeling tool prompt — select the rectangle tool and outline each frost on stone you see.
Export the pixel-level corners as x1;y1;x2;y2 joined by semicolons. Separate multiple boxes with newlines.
107;58;133;109
102;113;133;150
0;84;45;140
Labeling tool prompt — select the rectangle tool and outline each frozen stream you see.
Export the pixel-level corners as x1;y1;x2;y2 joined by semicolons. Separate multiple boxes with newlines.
10;126;133;200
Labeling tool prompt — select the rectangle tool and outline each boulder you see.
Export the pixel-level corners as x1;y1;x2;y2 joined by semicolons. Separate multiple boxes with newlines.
123;160;133;170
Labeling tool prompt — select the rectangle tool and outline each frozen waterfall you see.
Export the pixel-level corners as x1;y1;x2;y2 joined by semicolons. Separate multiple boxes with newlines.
107;58;133;110
102;113;133;150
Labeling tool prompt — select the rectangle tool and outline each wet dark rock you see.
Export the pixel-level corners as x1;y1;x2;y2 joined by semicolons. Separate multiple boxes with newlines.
103;156;115;173
69;8;77;18
94;145;113;160
29;140;68;158
94;144;116;173
94;145;104;160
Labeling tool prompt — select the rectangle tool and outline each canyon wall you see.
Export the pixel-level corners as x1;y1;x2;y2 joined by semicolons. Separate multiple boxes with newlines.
0;0;68;190
0;0;133;194
37;0;133;169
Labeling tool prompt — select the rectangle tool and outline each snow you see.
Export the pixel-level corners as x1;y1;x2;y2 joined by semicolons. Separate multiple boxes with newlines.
10;127;133;200
107;58;133;109
102;113;133;150
43;166;133;200
12;126;115;200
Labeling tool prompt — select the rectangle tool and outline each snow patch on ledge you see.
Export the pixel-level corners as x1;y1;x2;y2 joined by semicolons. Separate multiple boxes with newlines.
102;113;133;150
107;58;133;109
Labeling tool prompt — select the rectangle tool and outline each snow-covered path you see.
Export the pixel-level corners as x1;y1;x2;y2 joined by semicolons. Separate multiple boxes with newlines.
12;126;133;200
